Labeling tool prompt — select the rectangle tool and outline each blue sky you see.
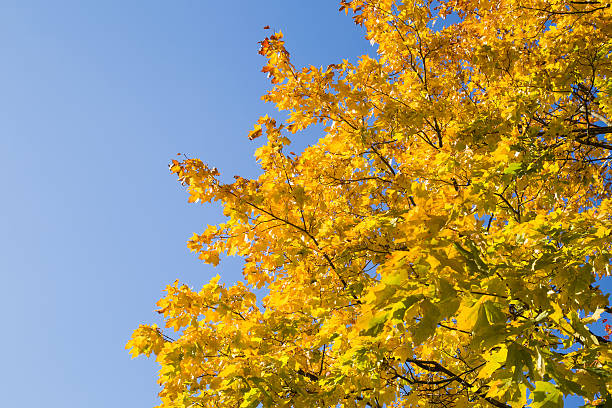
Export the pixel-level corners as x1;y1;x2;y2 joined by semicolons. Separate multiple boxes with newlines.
0;2;605;407
0;2;370;407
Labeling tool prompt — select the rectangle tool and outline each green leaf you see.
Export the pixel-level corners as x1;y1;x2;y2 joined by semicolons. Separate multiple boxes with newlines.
504;162;522;175
531;381;563;408
506;342;534;383
411;300;441;344
363;313;387;337
471;300;507;348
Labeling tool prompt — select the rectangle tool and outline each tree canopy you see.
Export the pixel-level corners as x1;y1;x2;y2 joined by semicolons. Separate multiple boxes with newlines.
128;0;612;406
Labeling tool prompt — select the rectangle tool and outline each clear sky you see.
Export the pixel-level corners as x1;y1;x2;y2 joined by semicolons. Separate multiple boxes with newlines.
0;2;605;407
0;2;370;407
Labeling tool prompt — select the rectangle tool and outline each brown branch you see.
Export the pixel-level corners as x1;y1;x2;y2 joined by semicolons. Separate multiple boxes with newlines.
369;143;397;176
296;368;318;382
574;128;612;150
228;190;352;291
438;323;472;335
494;192;521;221
319;344;327;376
405;359;511;408
519;3;610;15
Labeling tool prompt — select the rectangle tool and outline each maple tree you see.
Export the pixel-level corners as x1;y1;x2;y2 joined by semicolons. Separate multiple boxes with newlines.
128;0;612;406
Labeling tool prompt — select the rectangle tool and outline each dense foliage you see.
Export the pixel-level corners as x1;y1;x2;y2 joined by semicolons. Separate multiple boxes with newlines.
129;0;612;406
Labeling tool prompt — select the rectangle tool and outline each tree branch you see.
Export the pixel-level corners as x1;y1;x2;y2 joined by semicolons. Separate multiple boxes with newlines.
405;359;511;408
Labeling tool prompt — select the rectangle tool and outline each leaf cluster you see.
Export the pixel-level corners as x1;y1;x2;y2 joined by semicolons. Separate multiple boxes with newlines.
129;1;612;407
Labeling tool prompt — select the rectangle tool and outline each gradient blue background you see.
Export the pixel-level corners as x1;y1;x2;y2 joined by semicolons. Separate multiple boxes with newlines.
0;2;370;407
0;2;602;407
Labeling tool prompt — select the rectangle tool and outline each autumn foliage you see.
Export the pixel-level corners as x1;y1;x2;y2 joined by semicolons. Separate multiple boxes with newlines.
128;0;612;406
